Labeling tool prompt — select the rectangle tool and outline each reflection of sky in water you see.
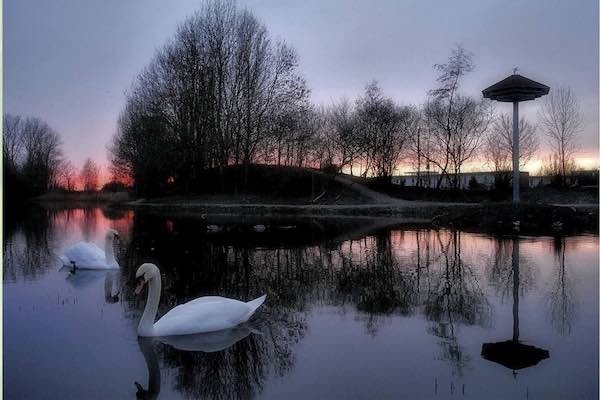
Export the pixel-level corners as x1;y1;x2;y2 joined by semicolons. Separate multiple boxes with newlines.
3;207;598;399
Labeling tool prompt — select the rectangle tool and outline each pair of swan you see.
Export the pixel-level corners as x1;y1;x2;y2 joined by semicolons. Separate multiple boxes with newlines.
60;229;267;337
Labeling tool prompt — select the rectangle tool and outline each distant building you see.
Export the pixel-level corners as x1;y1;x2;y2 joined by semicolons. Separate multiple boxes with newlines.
391;171;439;188
529;175;552;187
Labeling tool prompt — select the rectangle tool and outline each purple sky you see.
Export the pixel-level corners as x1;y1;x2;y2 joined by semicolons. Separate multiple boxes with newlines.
5;0;599;176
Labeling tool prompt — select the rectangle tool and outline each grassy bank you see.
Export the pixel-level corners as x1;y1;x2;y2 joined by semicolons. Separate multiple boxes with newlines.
115;200;598;235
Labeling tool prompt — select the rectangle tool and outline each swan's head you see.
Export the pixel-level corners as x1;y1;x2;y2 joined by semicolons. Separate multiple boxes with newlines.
134;263;160;294
105;229;120;243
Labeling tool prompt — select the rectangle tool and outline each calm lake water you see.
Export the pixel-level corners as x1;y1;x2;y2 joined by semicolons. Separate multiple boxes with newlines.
4;206;598;399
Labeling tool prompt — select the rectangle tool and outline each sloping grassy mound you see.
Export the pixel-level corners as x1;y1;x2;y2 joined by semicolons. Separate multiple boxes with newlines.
168;164;371;204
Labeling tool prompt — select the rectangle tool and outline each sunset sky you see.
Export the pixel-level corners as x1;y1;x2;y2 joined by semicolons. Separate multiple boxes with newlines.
5;0;599;181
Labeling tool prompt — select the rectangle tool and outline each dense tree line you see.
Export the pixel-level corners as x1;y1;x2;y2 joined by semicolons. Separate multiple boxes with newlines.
110;1;309;195
3;113;109;204
3;114;63;201
108;2;496;197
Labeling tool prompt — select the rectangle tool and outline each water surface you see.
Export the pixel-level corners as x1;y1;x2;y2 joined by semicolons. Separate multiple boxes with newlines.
4;206;598;399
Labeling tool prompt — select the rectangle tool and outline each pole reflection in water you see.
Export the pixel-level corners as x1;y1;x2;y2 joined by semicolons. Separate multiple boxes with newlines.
481;238;550;372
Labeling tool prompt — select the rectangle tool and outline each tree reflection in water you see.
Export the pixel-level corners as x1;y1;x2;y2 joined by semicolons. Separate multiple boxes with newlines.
8;207;582;398
333;233;420;335
547;236;577;335
3;206;54;281
423;231;492;377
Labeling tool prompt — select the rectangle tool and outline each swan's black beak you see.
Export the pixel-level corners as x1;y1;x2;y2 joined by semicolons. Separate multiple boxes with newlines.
134;276;146;295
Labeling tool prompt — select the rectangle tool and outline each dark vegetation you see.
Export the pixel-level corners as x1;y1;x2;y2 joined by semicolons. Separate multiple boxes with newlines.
138;164;370;204
364;177;598;204
108;1;501;197
3;115;62;208
366;177;511;203
194;164;366;203
430;203;598;235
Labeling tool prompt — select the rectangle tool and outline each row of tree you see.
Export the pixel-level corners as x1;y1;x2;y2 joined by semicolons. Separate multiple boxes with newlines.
4;114;62;196
3;113;102;201
109;1;584;196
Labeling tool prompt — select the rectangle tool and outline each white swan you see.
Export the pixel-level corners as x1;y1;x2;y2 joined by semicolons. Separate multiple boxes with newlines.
134;263;266;337
58;229;120;270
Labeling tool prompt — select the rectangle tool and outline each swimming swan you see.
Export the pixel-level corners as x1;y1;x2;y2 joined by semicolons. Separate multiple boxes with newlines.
134;263;266;337
58;229;120;270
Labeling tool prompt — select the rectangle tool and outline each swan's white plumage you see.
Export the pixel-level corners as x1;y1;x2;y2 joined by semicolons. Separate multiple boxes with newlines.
136;263;266;337
153;297;260;336
58;229;119;269
64;242;108;268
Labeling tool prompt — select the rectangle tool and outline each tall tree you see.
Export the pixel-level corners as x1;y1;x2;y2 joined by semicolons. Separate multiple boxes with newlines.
538;86;582;185
422;46;493;189
110;0;308;195
3;114;24;171
327;99;362;173
354;82;416;179
484;113;539;172
80;158;100;192
56;160;77;191
19;116;63;194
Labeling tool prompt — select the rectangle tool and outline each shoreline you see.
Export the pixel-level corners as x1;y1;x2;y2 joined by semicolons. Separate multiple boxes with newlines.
105;199;598;236
30;191;599;235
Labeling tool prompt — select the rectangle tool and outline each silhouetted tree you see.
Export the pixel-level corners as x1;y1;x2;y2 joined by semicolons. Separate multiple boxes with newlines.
3;114;63;200
80;158;100;192
538;86;583;185
422;46;494;189
354;81;417;179
484;113;539;172
56;160;77;191
110;0;309;195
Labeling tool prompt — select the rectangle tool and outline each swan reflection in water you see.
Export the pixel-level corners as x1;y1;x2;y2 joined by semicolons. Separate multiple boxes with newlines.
134;325;256;399
64;270;120;303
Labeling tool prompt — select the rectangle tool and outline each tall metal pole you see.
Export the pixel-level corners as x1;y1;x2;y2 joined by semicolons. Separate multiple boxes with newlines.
512;101;520;205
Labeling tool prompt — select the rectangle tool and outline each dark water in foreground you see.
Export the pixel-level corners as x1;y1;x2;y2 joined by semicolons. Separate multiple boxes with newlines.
3;206;598;399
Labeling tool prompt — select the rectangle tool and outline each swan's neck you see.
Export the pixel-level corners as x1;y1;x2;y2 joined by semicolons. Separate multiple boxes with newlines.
138;274;161;336
105;238;116;265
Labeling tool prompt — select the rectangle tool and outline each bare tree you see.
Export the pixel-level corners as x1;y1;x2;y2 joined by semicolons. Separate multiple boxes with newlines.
3;114;64;199
80;158;100;192
484;113;539;172
20;117;63;193
538;86;583;185
3;114;24;170
328;99;360;172
538;154;577;185
354;82;415;179
57;160;77;191
422;46;494;189
110;0;309;195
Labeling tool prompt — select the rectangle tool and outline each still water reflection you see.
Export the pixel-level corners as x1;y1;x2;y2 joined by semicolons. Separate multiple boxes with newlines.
4;206;598;399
